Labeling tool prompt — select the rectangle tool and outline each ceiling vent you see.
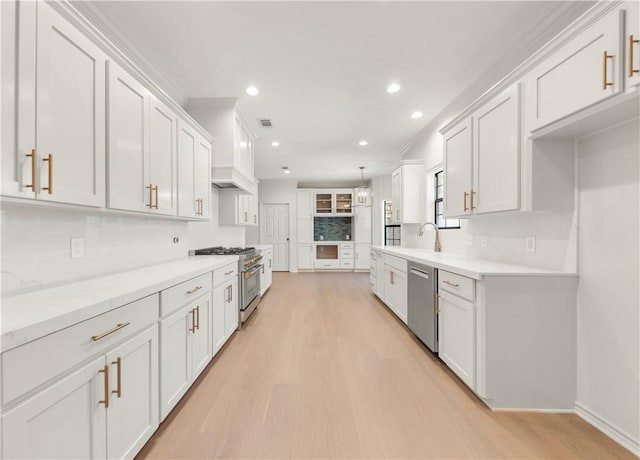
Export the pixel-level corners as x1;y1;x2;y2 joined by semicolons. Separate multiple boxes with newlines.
258;119;273;128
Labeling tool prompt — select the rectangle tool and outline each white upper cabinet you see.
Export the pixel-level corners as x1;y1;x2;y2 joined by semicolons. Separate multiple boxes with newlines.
2;2;106;206
107;61;150;213
625;1;640;90
297;190;314;244
443;84;520;218
472;84;520;215
313;190;353;216
443;119;473;218
391;162;424;224
185;98;257;194
149;95;178;216
218;191;258;226
527;6;623;131
177;121;211;220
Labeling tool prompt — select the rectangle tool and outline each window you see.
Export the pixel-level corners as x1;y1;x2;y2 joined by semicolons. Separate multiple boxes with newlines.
434;171;460;230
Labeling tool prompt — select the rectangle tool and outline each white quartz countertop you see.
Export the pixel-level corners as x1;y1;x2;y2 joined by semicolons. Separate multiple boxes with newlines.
253;244;273;253
371;246;577;280
1;256;238;352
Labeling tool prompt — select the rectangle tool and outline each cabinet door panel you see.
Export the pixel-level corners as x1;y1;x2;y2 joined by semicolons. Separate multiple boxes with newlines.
212;284;227;355
36;2;106;207
159;306;191;420
106;325;158;460
297;244;313;269
149;96;177;216
473;84;520;214
443;120;473;218
177;121;197;218
195;137;211;220
391;170;402;223
438;293;475;389
107;61;149;213
354;206;372;244
2;356;107;460
528;7;622;130
225;279;239;338
191;294;212;380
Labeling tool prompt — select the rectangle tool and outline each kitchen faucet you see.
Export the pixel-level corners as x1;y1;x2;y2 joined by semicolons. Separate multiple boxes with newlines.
417;222;441;252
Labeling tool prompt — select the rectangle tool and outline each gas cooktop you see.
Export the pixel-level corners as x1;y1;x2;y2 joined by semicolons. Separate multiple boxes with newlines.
190;246;256;256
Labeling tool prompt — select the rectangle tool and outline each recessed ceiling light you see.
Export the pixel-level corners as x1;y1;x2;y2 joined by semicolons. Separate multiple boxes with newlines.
271;141;280;147
245;86;259;96
386;82;401;94
359;140;369;146
411;111;423;119
282;166;290;174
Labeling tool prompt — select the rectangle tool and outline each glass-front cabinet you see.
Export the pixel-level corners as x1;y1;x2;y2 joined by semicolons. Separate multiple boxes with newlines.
314;190;353;215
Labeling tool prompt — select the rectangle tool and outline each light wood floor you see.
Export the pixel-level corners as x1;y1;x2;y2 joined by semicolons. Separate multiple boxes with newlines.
138;272;633;459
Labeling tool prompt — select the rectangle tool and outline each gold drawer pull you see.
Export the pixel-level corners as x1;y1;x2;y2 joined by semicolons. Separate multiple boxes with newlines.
603;51;614;89
91;322;130;342
630;35;639;77
463;192;469;211
470;190;476;210
153;185;159;209
26;149;36;190
111;357;122;398
42;154;53;194
146;184;153;208
98;365;109;408
443;280;460;288
195;305;200;331
224;270;234;276
186;285;203;295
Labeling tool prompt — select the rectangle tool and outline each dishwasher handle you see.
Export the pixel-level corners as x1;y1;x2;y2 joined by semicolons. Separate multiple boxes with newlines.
409;268;431;279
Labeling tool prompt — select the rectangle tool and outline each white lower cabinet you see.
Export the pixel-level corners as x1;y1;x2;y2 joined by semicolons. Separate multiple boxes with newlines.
224;280;239;337
212;262;239;354
355;244;370;270
2;323;159;460
159;290;212;421
382;260;408;324
438;292;475;389
260;250;273;295
297;244;314;270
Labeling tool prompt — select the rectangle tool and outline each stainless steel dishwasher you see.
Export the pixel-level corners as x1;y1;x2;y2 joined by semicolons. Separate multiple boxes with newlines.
407;261;438;353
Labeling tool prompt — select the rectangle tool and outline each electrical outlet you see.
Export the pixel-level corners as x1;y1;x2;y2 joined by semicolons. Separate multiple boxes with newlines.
465;234;474;246
481;235;488;248
526;236;536;253
71;238;84;258
173;236;180;244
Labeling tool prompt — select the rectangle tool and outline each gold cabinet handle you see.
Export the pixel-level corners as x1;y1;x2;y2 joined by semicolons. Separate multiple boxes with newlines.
443;280;459;288
630;35;639;77
146;184;153;208
195;305;200;331
435;294;441;315
26;149;36;190
463;192;469;211
98;365;109;408
111;357;122;398
153;185;159;209
603;51;614;89
470;190;476;210
186;285;202;295
244;211;248;222
224;270;234;276
199;198;203;215
189;308;196;333
254;215;257;224
91;322;130;341
390;271;395;285
42;154;53;194
228;284;233;302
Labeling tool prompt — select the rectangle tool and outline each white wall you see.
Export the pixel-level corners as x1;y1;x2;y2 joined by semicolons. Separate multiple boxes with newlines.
575;119;639;453
1;187;244;295
371;174;391;246
246;179;298;271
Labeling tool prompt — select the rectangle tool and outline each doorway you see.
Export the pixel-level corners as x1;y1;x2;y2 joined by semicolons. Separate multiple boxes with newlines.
261;204;290;271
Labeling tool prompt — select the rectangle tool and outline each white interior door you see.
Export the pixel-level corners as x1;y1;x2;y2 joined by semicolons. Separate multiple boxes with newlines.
262;204;290;271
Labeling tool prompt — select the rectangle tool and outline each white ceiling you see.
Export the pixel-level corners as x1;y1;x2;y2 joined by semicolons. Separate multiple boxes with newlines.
77;1;584;183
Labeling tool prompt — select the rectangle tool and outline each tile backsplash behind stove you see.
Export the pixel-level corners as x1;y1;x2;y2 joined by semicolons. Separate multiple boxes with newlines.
314;217;353;241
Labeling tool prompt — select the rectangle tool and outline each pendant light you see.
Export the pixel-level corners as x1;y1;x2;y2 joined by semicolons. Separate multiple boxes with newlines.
357;166;368;204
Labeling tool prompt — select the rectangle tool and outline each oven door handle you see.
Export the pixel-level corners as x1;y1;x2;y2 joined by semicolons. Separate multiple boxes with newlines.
244;265;263;279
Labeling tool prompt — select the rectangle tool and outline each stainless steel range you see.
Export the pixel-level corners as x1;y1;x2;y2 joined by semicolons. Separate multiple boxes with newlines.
189;246;262;324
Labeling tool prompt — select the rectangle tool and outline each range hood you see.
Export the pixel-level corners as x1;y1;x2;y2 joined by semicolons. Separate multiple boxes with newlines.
211;166;258;195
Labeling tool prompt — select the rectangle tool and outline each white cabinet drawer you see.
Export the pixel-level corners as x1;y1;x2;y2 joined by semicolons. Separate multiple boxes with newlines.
438;270;475;302
161;272;212;317
339;250;354;259
2;294;158;407
340;259;354;269
315;260;340;269
383;254;407;273
340;243;354;249
213;262;238;288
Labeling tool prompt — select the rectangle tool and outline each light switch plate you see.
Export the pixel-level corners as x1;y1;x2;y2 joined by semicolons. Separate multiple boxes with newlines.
71;238;84;258
526;236;536;253
465;234;474;246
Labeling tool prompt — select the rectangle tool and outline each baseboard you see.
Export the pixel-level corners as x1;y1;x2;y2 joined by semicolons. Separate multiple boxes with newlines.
492;407;574;414
575;401;640;456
